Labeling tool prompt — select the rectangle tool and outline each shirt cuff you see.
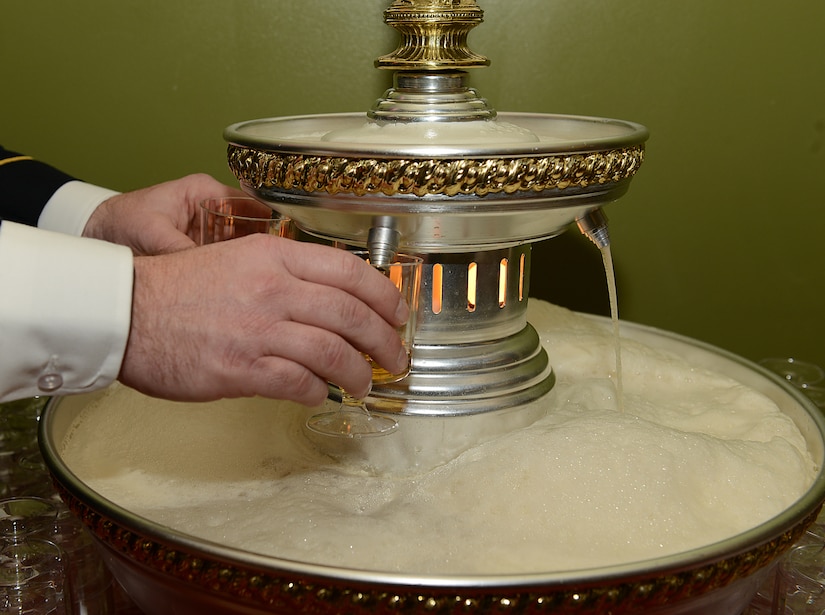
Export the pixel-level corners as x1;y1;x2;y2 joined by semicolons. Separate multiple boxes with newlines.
0;221;133;402
38;180;120;237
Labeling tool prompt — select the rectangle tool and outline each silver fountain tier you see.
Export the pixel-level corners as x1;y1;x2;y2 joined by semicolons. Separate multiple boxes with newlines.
224;0;648;418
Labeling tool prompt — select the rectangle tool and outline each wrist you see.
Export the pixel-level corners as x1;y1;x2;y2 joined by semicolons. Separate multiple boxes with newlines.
39;181;120;237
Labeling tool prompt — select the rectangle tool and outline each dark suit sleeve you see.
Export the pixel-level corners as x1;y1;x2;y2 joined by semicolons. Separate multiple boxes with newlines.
0;146;76;227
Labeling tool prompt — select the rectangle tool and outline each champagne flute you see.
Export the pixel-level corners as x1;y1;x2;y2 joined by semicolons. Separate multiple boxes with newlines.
306;252;422;438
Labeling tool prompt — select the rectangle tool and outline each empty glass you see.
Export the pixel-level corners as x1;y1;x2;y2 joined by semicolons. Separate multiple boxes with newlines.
0;538;71;615
0;497;70;615
776;543;825;614
306;252;422;438
48;506;114;615
199;196;292;245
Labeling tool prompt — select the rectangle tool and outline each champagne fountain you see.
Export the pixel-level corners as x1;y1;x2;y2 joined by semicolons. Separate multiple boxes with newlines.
225;0;647;422
38;3;825;615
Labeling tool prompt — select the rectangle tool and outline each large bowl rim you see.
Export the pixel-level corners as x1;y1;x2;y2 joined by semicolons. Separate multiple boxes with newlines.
223;111;650;159
38;316;825;590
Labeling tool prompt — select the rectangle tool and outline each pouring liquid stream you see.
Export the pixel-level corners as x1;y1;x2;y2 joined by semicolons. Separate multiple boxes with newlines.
600;244;625;413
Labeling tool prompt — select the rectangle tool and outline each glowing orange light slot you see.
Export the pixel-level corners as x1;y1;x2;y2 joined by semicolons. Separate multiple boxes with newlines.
432;264;443;314
499;258;508;307
467;262;477;312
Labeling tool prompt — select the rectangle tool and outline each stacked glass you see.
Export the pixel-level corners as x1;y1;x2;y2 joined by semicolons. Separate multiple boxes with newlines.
745;358;825;614
0;397;134;614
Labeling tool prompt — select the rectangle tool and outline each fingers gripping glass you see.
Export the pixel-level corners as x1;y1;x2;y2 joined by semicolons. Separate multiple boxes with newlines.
306;252;422;438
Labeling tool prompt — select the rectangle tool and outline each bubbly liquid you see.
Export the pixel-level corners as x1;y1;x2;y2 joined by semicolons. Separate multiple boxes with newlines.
601;244;625;412
60;301;817;576
366;348;410;384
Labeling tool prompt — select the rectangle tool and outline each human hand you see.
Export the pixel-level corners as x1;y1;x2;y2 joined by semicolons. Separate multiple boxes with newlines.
83;174;245;255
119;234;412;406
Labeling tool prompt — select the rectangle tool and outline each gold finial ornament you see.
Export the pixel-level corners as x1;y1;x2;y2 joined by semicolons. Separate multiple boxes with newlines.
369;0;494;121
376;0;489;71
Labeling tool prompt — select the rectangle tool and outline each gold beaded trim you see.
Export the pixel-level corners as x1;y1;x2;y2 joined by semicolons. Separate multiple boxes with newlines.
55;480;816;614
226;144;645;199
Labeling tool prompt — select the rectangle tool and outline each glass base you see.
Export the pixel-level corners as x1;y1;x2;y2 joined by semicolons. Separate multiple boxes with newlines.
305;409;398;438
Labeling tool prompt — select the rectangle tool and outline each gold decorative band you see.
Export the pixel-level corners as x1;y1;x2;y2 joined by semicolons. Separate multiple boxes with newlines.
0;155;35;167
227;145;645;199
55;478;813;614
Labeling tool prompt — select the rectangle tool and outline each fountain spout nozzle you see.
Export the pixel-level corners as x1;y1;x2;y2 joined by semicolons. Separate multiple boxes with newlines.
367;217;401;268
576;208;611;249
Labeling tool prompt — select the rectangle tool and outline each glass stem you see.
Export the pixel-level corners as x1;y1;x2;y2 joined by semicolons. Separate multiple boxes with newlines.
341;391;371;416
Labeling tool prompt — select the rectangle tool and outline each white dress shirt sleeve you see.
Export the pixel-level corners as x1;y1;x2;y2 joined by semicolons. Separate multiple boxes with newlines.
0;183;133;402
38;180;120;236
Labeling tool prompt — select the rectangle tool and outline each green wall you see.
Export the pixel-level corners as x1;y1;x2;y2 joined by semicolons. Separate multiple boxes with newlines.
3;1;824;372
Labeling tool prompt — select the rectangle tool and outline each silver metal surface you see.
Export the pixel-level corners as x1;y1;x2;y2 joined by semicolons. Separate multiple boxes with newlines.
224;111;647;157
366;218;400;267
225;110;646;414
576;207;611;249
369;324;554;416
223;0;647;419
225;112;646;250
368;71;496;122
349;244;556;416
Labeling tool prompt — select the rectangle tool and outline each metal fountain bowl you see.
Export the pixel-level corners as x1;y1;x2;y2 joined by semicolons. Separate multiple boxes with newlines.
39;316;825;615
224;110;648;420
221;0;649;422
224;111;648;251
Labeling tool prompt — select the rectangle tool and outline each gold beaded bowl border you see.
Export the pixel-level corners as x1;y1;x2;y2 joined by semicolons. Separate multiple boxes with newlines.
226;144;646;200
51;477;817;615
